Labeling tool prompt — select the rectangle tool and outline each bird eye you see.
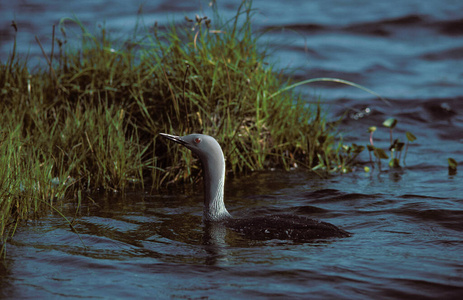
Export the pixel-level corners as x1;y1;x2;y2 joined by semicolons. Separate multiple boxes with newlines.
194;137;201;144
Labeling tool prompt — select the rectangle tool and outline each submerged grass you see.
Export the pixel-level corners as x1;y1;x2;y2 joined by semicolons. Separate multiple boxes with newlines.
0;2;362;256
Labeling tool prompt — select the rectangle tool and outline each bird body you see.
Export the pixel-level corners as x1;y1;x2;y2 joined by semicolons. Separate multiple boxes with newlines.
225;214;349;240
160;133;349;241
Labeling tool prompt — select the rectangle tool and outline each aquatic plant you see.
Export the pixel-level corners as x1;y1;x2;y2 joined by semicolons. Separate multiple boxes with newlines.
365;118;417;171
448;158;457;175
403;131;417;165
366;126;388;171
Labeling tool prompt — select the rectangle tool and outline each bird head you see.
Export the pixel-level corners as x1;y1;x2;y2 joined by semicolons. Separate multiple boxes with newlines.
160;133;224;164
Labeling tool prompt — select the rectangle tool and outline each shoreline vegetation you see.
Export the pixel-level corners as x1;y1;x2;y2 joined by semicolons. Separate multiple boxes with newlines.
0;2;363;256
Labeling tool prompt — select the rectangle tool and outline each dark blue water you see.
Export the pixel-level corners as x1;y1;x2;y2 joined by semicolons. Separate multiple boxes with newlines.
1;1;463;299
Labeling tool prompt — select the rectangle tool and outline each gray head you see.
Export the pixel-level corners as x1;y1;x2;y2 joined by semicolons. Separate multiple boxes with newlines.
159;133;223;164
160;133;231;222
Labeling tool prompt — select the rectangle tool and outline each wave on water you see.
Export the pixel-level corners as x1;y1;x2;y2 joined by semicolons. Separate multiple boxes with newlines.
263;14;463;37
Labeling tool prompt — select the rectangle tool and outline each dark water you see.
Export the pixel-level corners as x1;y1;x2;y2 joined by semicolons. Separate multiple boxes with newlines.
1;0;463;299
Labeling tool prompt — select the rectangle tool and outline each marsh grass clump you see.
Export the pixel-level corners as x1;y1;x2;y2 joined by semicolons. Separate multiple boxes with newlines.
0;124;74;255
0;2;360;256
137;3;358;181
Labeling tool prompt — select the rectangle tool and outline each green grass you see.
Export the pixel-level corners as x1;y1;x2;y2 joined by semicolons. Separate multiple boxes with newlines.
0;2;362;256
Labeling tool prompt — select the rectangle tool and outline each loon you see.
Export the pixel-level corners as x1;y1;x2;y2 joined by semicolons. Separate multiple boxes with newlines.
160;133;350;241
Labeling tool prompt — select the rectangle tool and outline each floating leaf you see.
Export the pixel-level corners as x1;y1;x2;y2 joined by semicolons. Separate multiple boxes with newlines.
448;158;457;175
352;144;365;154
364;166;370;173
448;158;458;168
405;131;417;142
383;118;397;129
389;139;404;152
367;144;375;152
373;148;389;159
347;143;365;154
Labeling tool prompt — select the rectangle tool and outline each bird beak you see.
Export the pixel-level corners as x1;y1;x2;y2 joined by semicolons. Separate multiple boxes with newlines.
159;133;187;146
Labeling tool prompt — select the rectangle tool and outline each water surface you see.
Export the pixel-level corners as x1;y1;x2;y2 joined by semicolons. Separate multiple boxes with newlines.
1;0;463;299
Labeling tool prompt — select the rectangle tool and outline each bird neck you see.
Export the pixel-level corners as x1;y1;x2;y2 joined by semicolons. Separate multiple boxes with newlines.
202;153;231;222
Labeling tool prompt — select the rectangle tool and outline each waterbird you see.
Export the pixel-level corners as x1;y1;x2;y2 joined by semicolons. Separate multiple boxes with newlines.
160;133;350;241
